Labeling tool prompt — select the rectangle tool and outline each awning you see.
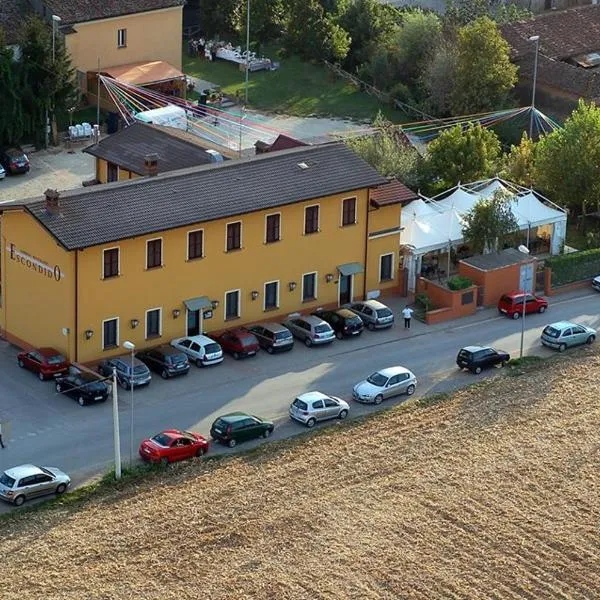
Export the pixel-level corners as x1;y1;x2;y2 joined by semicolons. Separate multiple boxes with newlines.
337;262;364;276
102;61;185;86
183;296;212;312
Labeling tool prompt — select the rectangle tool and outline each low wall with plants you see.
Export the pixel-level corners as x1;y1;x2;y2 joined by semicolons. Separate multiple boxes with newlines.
546;249;600;286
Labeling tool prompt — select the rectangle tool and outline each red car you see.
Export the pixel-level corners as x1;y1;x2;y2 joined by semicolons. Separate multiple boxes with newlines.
139;429;209;464
17;347;70;380
216;328;259;359
497;291;548;319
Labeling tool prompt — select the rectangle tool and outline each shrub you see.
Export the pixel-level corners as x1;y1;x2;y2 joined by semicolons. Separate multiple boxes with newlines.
415;293;433;311
546;248;600;286
447;275;473;290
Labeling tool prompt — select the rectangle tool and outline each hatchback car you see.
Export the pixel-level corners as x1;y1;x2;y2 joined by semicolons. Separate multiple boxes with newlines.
135;345;190;379
0;147;30;174
55;371;110;406
0;464;70;506
210;412;274;448
592;275;600;292
456;346;510;374
353;366;417;404
139;429;209;464
541;321;596;352
312;308;364;339
246;323;294;353
348;299;394;330
0;164;5;180
282;315;335;347
289;391;349;428
170;334;223;367
17;347;70;380
97;356;152;389
216;328;260;359
497;291;548;319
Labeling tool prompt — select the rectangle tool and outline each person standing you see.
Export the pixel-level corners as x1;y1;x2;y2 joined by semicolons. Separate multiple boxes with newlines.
0;421;5;449
402;305;414;329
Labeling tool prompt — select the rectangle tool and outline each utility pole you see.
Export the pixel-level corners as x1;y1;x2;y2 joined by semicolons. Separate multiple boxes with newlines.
528;35;540;139
112;367;122;479
96;58;101;127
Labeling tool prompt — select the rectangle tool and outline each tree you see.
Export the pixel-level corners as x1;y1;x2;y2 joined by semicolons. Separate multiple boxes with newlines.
195;0;239;37
501;133;536;187
450;17;517;114
444;0;531;26
0;30;24;145
422;39;458;116
426;122;501;190
535;100;600;215
461;190;519;254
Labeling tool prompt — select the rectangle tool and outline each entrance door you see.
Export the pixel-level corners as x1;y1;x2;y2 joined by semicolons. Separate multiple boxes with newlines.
339;274;352;305
519;263;534;293
187;309;200;336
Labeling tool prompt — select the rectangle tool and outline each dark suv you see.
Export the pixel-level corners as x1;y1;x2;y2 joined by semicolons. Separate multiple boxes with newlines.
98;356;152;389
312;308;364;339
55;371;110;406
0;147;30;174
135;345;190;379
456;345;510;374
210;412;274;448
246;323;294;353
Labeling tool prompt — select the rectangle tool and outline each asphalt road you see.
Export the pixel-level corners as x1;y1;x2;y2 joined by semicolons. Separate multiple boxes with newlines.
1;290;598;513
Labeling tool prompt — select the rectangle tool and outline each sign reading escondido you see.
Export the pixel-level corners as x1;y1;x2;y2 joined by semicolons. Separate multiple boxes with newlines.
7;244;64;281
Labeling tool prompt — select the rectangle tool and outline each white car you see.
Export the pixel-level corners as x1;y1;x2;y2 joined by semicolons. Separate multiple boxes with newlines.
289;391;349;428
592;275;600;292
0;164;5;180
0;464;70;506
353;366;417;404
170;334;223;367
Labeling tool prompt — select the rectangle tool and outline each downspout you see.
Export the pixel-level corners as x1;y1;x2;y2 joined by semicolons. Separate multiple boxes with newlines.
364;190;371;299
74;250;79;362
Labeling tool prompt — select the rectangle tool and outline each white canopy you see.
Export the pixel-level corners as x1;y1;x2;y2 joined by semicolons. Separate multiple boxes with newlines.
401;207;466;255
513;192;566;228
435;187;479;213
475;179;509;198
134;104;188;130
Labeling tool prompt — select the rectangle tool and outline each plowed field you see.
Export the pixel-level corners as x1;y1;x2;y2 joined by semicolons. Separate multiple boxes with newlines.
2;349;600;599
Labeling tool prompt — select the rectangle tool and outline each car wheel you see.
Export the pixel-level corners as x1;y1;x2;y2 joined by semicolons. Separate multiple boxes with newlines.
558;343;567;353
338;409;348;420
195;447;206;457
196;358;204;368
56;483;67;495
306;417;316;428
501;361;507;368
38;371;45;381
587;335;596;345
263;428;272;438
227;438;237;448
161;369;169;380
56;383;62;393
18;358;25;368
233;352;240;360
512;312;520;320
14;495;25;507
406;384;416;396
538;305;547;314
304;337;312;347
160;457;169;466
473;366;482;374
335;331;343;340
374;394;383;405
77;396;85;407
266;346;274;354
367;322;375;331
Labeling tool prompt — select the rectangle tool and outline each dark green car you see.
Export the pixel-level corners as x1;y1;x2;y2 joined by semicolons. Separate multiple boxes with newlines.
210;412;274;448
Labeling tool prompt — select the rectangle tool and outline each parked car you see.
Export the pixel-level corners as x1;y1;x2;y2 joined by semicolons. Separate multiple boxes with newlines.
246;323;294;353
135;345;190;379
352;366;417;404
55;371;110;406
216;328;260;359
17;347;70;381
0;164;5;180
541;321;596;352
210;412;274;448
592;275;600;292
282;315;335;347
456;346;510;374
0;464;70;506
312;308;364;339
170;334;223;367
97;356;152;389
347;299;394;330
139;429;209;464
289;391;349;428
497;291;548;319
0;147;30;174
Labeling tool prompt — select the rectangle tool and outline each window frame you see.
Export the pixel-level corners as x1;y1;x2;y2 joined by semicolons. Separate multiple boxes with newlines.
263;280;280;311
146;237;163;269
117;28;127;48
145;307;162;339
301;271;318;302
265;213;281;244
225;221;242;252
304;205;320;235
224;289;241;320
186;229;204;261
341;196;357;227
379;253;394;282
106;162;119;183
102;246;120;279
102;317;119;350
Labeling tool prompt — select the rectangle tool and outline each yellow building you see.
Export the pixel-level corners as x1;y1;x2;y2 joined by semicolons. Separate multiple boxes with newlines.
0;144;416;364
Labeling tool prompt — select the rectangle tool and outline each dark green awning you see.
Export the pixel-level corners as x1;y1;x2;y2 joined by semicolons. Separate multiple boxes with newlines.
337;262;364;276
183;296;212;311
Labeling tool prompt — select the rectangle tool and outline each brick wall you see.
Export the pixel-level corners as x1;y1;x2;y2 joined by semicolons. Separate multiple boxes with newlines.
416;277;478;324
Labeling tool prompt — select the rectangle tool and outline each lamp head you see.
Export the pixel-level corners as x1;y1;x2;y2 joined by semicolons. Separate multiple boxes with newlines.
123;341;135;351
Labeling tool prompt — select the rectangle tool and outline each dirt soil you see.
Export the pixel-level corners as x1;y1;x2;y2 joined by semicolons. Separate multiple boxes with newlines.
2;349;599;599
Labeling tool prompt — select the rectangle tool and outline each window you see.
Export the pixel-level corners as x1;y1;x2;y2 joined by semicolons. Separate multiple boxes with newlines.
146;239;162;269
312;400;324;409
264;281;279;310
265;214;281;243
302;272;317;302
187;230;203;260
324;398;338;408
146;308;161;338
379;253;393;282
103;248;119;279
304;205;319;234
225;290;240;320
226;222;242;251
107;162;118;183
103;318;118;350
342;197;356;226
117;28;127;48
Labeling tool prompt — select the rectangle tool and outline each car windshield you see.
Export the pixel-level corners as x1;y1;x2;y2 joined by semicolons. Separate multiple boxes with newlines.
293;399;308;410
275;331;292;340
47;354;66;365
151;433;171;446
315;324;330;333
0;473;15;488
458;349;472;358
166;353;187;364
347;316;362;325
543;326;561;339
133;365;148;375
376;308;392;318
500;295;512;303
213;418;228;430
205;343;221;354
81;373;99;383
241;337;256;347
367;372;388;386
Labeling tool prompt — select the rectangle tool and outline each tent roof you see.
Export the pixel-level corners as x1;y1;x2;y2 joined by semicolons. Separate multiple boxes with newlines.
514;192;566;228
435;187;479;213
102;61;184;85
401;207;465;254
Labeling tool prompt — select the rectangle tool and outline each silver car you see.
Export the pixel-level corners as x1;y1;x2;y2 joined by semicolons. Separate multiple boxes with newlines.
171;334;223;367
282;315;335;347
592;275;600;292
348;300;394;330
289;391;349;427
0;464;71;506
541;321;596;352
353;366;417;404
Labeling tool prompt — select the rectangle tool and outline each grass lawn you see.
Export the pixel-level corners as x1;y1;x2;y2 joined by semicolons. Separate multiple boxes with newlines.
182;48;404;122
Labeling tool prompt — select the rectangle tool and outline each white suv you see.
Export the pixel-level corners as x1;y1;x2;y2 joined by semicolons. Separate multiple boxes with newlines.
289;391;349;428
170;334;223;367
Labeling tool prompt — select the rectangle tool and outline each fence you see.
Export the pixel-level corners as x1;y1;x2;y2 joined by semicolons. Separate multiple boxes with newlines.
545;248;600;286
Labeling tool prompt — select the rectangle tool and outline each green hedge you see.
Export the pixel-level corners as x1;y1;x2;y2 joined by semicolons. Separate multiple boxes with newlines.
546;248;600;286
447;275;473;291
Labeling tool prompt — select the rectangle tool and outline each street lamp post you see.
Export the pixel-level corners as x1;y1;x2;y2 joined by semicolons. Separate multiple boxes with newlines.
518;244;531;360
123;341;136;467
111;367;122;480
49;15;62;149
528;35;540;139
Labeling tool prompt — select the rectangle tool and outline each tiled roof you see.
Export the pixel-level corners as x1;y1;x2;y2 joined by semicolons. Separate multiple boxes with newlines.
0;0;27;45
9;143;386;250
83;122;218;175
370;179;418;208
43;0;184;25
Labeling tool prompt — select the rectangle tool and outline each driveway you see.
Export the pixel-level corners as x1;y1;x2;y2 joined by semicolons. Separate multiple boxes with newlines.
0;146;95;204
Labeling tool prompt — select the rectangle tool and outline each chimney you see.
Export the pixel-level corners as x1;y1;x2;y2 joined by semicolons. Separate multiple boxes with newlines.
44;189;60;215
144;153;159;177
